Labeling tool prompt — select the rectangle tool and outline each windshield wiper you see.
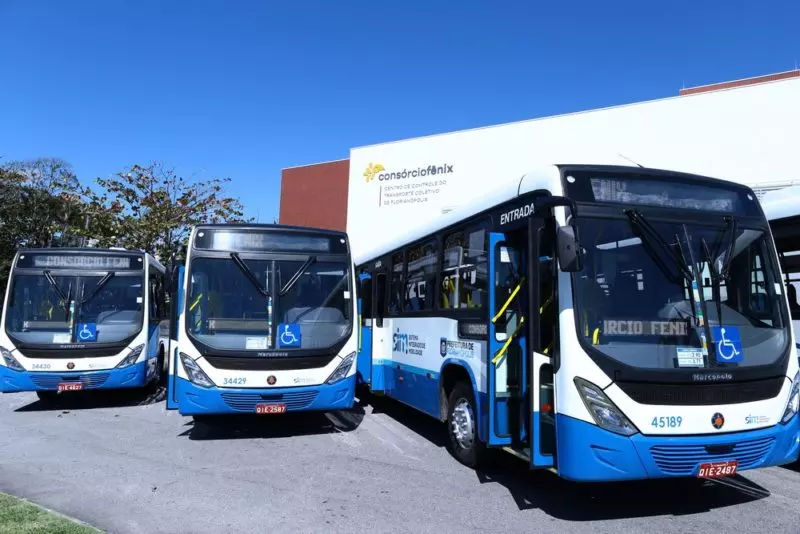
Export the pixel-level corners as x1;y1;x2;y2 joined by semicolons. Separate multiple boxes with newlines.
80;272;115;305
701;237;724;323
719;216;738;281
230;252;271;298
624;209;694;283
43;270;72;321
279;256;317;296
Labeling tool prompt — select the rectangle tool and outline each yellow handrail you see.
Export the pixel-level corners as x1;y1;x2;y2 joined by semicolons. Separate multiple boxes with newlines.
492;277;525;324
492;316;526;365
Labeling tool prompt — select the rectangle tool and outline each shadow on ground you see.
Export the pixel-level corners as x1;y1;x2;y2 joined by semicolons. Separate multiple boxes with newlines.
364;390;770;520
179;403;366;441
14;384;165;413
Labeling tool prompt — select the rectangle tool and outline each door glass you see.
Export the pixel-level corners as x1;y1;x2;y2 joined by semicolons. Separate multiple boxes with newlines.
493;243;524;397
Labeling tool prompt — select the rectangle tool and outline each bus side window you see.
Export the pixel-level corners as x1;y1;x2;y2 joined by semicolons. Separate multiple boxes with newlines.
375;273;387;328
389;252;404;315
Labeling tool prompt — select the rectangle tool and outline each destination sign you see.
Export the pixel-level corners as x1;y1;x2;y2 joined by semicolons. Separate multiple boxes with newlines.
194;229;349;255
18;254;140;270
562;170;761;217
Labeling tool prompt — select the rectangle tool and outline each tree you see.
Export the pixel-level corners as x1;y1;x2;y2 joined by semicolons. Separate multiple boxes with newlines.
0;158;89;299
83;162;252;263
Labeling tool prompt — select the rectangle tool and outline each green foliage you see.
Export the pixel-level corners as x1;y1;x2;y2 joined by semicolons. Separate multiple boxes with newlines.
83;162;252;262
0;158;252;301
1;158;88;297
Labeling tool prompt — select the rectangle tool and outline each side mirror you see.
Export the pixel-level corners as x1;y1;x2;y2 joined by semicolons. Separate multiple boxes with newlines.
557;225;583;272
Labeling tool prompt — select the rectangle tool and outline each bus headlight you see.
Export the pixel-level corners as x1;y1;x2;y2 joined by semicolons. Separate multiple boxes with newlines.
781;371;800;424
574;377;638;436
1;347;24;372
325;352;356;385
179;352;215;388
115;344;145;369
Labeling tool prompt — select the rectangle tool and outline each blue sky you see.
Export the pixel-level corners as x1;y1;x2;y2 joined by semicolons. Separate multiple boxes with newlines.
1;1;798;221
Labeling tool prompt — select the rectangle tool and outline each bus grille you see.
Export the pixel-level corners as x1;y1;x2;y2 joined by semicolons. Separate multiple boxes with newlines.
220;391;319;412
649;436;775;475
616;377;784;406
30;374;110;389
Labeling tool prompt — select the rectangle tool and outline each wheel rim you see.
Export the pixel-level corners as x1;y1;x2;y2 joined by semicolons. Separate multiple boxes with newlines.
451;397;475;450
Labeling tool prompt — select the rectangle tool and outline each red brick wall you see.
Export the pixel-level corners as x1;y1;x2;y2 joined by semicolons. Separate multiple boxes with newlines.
279;159;350;231
680;70;799;96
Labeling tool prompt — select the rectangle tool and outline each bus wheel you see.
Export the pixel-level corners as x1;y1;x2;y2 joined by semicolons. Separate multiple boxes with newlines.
446;381;486;468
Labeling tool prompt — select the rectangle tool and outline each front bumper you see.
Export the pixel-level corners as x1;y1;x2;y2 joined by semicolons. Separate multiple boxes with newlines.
1;360;149;393
555;413;800;482
173;374;356;415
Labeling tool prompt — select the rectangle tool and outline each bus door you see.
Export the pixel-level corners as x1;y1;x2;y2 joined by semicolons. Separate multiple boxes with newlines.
369;262;389;393
356;271;373;388
166;264;184;410
487;215;556;468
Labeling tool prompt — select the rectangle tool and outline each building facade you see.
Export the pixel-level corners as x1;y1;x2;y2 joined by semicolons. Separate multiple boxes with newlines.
281;71;800;245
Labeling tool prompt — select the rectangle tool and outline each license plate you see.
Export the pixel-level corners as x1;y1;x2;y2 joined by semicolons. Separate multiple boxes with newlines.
255;403;286;414
697;460;738;478
57;382;83;392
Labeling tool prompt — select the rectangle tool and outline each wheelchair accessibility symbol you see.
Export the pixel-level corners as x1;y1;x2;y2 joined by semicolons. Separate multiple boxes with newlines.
712;326;743;363
277;323;302;348
76;323;97;342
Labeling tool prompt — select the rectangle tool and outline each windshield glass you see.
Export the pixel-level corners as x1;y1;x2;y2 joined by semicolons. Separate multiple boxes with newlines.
573;217;789;370
187;257;351;352
5;273;144;344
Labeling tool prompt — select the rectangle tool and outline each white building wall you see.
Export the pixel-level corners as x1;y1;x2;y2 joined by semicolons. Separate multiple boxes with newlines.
347;77;800;253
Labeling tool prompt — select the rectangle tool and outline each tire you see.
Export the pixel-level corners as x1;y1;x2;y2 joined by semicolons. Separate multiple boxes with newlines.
156;347;167;386
446;381;486;468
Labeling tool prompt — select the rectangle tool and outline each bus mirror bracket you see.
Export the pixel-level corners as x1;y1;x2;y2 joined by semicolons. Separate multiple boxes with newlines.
557;225;583;272
534;195;577;217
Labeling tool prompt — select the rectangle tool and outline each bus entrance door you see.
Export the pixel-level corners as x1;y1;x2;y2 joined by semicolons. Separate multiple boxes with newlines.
487;216;556;469
487;231;528;450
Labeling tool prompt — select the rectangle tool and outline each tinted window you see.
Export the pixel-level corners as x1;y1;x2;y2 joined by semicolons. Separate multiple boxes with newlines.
441;226;488;310
389;252;404;314
404;241;437;311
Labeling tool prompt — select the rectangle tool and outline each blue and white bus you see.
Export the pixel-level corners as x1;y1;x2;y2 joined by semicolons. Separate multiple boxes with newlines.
167;224;358;419
761;186;800;355
355;164;800;481
0;248;168;403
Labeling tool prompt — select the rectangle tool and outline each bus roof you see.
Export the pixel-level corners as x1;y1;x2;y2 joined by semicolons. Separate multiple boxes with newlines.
761;186;800;222
352;163;762;266
352;164;567;266
193;223;347;238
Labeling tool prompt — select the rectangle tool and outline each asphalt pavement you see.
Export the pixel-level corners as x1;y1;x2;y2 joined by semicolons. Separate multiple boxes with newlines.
1;388;800;533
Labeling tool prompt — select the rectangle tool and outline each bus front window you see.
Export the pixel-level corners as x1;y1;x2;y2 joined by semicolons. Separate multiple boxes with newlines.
572;217;790;371
5;274;143;345
187;257;351;352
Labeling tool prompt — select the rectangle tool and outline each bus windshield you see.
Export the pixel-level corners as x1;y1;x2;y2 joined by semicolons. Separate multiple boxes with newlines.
5;273;144;345
187;256;351;352
573;216;790;371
